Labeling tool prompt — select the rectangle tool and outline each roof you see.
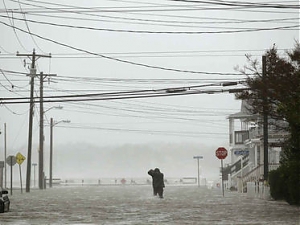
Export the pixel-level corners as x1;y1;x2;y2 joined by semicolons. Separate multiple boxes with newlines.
228;100;259;119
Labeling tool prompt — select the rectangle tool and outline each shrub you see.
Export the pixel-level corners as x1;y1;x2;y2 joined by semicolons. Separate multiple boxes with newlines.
269;161;300;205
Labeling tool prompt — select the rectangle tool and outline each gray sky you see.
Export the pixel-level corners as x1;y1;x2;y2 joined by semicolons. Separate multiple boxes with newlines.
0;0;299;179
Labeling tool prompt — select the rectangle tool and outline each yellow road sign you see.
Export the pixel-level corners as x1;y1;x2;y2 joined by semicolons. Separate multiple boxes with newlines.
16;152;26;165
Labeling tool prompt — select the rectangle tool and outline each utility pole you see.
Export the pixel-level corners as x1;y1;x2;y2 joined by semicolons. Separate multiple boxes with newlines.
38;72;56;189
50;118;53;188
49;118;69;188
39;72;44;190
17;49;51;192
4;123;7;188
262;55;269;181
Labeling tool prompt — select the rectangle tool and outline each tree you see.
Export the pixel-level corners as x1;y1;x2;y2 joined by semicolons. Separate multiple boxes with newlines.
235;42;300;205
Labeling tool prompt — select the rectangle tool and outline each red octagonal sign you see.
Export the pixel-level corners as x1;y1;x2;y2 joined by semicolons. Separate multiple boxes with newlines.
216;147;228;160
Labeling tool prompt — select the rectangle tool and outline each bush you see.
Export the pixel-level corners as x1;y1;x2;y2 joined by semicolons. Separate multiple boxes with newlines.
285;161;300;205
269;161;300;205
269;168;285;201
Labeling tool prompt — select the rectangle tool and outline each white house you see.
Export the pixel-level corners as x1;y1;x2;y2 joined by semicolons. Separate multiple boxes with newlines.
225;100;288;192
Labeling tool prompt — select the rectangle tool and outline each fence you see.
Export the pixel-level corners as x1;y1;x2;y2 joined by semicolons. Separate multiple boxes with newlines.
246;182;271;200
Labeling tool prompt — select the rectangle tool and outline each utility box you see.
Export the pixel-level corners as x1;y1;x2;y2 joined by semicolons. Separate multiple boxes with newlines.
0;189;10;213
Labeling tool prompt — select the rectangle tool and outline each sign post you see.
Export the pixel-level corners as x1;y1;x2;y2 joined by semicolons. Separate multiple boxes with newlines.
0;161;4;191
6;156;16;195
193;156;203;187
16;153;26;193
215;147;228;197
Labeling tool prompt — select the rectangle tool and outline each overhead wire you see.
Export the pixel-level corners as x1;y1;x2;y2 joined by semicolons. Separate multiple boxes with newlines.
0;20;250;75
5;0;299;28
2;0;29;51
1;84;231;129
0;68;15;88
168;0;300;9
0;87;248;104
60;102;227;127
56;123;228;138
15;10;299;26
6;0;299;13
0;44;15;54
1;14;299;34
4;1;298;28
38;75;241;129
38;75;241;128
34;82;235;132
16;0;45;53
0;48;292;60
7;0;299;15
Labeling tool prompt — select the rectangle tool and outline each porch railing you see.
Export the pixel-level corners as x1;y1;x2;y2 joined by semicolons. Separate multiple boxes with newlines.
239;163;280;191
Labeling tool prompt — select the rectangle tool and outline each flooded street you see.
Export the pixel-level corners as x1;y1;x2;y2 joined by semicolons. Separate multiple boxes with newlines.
1;185;299;225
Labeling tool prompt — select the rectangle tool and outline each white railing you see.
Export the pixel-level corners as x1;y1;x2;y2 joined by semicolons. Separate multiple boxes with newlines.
242;165;263;185
247;182;271;200
233;163;280;192
245;164;280;198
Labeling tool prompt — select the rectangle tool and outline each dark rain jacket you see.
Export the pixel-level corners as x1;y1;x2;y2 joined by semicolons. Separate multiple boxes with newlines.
148;169;165;188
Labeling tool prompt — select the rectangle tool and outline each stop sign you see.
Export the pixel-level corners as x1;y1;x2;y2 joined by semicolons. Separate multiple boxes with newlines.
6;155;17;166
216;147;228;160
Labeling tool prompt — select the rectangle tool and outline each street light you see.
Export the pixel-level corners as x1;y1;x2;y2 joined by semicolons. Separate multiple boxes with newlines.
49;118;70;188
193;156;203;187
37;105;63;190
44;106;63;113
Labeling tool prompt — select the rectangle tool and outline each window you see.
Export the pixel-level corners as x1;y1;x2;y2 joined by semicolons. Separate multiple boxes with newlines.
235;131;249;144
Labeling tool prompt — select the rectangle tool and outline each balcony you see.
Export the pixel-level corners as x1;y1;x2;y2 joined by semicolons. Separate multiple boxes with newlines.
234;130;249;144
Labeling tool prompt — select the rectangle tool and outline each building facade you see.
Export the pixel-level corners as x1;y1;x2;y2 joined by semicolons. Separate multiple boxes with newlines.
224;100;288;192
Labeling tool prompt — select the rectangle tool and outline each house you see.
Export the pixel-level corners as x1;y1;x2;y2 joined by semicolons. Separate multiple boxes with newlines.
224;100;288;192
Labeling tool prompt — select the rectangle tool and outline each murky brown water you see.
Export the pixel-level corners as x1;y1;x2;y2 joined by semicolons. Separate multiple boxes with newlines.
1;185;299;224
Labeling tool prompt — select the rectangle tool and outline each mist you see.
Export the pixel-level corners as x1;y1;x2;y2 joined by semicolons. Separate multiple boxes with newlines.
39;141;225;181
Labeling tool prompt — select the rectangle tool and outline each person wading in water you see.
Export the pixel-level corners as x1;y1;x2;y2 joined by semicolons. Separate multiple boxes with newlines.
148;168;165;198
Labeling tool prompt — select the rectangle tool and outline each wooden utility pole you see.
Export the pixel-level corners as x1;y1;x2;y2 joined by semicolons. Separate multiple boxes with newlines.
38;72;56;189
262;55;269;181
39;72;44;190
50;118;53;188
17;50;51;192
4;123;7;188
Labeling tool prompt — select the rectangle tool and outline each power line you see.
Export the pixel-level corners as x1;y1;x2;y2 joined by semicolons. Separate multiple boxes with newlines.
0;48;293;59
5;3;298;31
0;69;244;91
169;0;300;9
1;15;298;34
16;0;45;53
1;81;242;100
2;0;29;51
6;0;300;13
4;0;298;16
55;123;228;138
3;6;298;28
0;86;248;104
0;20;249;75
17;10;299;26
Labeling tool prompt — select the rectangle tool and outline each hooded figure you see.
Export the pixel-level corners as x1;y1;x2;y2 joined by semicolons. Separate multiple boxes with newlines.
148;168;165;198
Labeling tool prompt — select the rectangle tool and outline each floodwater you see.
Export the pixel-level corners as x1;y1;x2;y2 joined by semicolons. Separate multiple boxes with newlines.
1;185;299;225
